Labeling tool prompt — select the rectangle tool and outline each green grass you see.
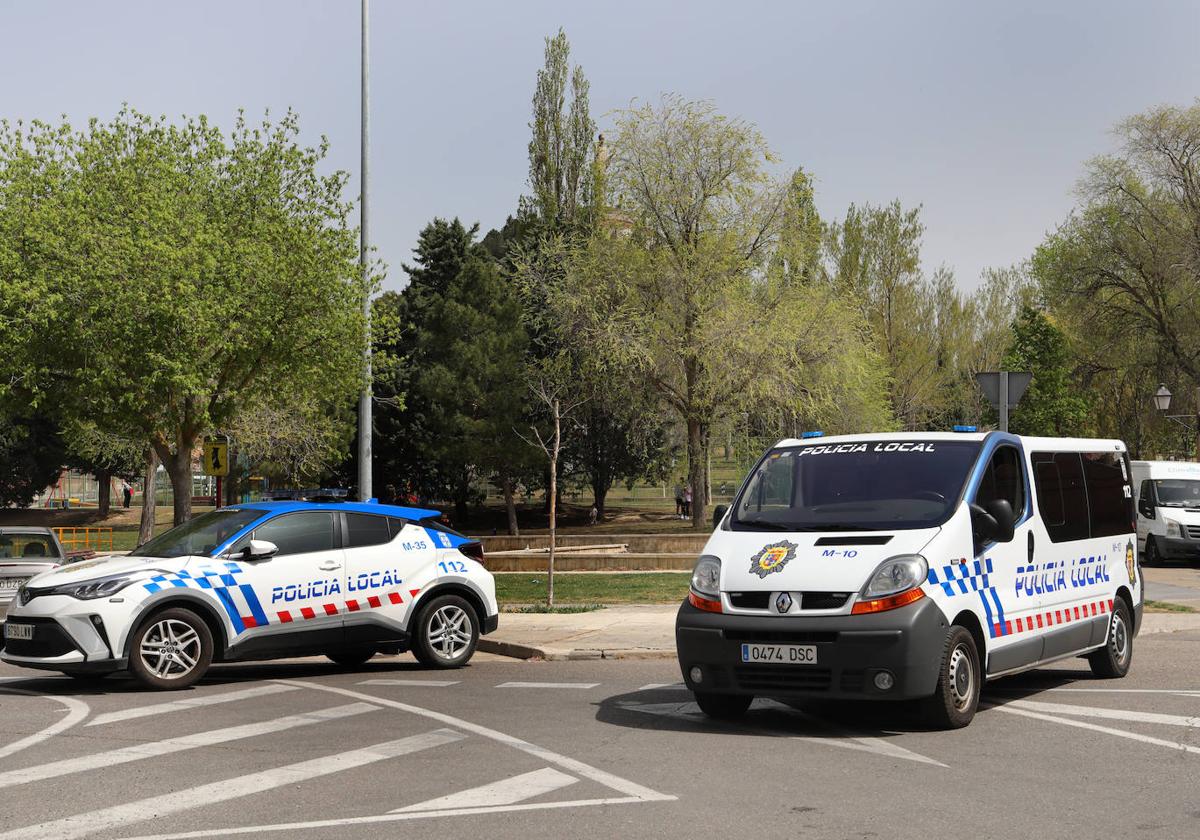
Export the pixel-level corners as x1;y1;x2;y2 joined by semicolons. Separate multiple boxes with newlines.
494;572;690;605
503;603;604;614
1144;599;1197;613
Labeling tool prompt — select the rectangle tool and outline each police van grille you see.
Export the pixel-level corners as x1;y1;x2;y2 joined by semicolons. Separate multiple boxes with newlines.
726;593;849;611
2;617;79;658
734;665;832;692
1187;524;1200;539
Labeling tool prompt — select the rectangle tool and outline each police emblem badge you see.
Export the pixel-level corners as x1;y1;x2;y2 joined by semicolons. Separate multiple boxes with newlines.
1126;539;1136;585
749;540;798;579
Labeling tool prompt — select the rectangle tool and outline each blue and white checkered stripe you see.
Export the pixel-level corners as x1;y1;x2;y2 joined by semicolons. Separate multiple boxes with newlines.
142;563;267;635
927;558;1008;638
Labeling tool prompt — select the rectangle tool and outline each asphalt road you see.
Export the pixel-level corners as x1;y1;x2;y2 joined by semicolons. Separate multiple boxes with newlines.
1;633;1199;840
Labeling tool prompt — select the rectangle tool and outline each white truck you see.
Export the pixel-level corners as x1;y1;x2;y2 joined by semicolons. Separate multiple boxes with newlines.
1132;460;1200;565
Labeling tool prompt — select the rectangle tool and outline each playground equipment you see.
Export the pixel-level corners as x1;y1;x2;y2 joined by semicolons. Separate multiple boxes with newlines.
53;527;114;553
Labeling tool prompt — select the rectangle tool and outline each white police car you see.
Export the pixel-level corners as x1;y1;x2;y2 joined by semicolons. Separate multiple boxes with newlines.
1;501;498;689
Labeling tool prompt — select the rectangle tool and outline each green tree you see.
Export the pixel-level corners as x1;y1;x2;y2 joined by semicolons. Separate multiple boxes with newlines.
0;109;367;525
0;408;64;509
1001;305;1090;435
61;421;143;516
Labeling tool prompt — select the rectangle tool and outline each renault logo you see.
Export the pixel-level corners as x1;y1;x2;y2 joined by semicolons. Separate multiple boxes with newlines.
775;592;793;613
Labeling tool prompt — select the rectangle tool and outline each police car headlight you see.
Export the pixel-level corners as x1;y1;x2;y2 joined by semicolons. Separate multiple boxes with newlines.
690;555;721;598
862;555;928;598
1165;518;1182;538
48;571;160;600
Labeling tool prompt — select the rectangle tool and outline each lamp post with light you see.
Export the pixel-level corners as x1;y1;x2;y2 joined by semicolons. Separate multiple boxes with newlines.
1153;384;1200;460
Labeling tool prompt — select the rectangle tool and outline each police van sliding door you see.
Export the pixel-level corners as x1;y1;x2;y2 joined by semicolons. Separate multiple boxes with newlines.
1029;451;1134;660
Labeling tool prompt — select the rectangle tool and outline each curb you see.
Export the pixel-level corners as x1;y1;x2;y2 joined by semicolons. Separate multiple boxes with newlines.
478;638;675;661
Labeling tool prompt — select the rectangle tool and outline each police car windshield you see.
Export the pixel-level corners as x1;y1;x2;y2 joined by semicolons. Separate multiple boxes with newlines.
732;440;981;532
130;510;262;558
1153;479;1200;507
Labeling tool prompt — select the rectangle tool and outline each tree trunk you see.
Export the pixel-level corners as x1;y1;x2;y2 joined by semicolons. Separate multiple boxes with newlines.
96;469;112;518
592;479;608;518
501;474;519;536
547;399;560;609
687;418;707;530
138;448;158;546
154;443;194;526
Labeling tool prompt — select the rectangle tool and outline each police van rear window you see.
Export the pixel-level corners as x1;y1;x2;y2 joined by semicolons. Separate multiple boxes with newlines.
1032;451;1132;543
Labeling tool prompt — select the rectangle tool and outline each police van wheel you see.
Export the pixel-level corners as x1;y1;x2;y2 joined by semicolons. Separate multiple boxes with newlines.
326;647;376;668
922;626;980;729
412;595;479;668
694;692;753;720
128;607;213;690
1088;598;1133;679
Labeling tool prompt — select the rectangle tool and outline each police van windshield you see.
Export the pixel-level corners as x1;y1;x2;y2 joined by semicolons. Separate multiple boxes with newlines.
1153;479;1200;507
731;440;982;532
131;509;262;558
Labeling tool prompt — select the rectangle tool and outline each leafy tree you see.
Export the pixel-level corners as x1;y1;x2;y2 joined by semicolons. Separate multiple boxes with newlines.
1001;305;1090;435
0;409;64;509
0;109;367;525
61;421;143;516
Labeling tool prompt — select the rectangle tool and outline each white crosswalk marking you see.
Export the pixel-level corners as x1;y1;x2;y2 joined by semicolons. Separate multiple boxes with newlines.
0;729;465;840
1007;699;1200;728
86;684;299;727
0;702;378;790
638;683;686;691
392;767;578;813
496;682;600;689
359;679;460;687
987;703;1200;755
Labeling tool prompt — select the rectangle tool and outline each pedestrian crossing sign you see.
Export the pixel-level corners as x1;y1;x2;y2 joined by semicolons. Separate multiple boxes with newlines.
203;438;230;476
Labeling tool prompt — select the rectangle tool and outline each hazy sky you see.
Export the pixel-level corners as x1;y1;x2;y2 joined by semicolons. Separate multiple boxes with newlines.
4;0;1199;292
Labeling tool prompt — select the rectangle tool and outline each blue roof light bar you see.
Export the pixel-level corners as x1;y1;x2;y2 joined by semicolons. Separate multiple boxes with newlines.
953;425;978;433
800;430;825;439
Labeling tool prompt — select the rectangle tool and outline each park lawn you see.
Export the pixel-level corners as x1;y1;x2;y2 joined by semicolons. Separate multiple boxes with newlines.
494;572;690;605
1144;599;1197;613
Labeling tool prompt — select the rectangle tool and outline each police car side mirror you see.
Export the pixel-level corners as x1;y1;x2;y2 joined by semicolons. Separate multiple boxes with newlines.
970;500;1015;544
243;540;278;561
712;504;729;528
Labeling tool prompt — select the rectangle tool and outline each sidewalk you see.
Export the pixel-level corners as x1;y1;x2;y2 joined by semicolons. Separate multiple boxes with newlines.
478;605;1200;661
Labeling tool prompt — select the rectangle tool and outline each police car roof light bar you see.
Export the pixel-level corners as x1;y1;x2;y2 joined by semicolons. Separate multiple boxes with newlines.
953;425;977;433
800;431;824;439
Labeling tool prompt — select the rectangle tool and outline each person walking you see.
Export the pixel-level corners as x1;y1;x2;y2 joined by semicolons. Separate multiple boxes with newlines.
674;480;685;519
121;480;133;509
683;485;693;519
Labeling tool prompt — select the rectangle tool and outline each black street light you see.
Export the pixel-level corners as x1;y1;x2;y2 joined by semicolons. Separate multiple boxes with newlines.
1153;384;1200;460
1153;384;1172;412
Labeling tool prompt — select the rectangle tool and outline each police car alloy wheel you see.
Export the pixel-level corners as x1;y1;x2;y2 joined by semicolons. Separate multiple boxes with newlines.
1088;598;1133;679
128;607;214;690
922;625;980;729
413;594;478;668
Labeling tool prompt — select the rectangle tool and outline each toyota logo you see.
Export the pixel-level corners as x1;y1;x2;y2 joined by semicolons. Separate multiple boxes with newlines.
775;592;793;613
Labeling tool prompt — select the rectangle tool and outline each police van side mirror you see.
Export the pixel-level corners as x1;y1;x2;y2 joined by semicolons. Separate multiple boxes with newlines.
712;504;729;528
242;540;278;561
970;500;1015;544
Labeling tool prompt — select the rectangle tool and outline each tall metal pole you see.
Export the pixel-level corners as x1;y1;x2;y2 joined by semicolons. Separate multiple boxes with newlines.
356;0;373;500
999;371;1010;433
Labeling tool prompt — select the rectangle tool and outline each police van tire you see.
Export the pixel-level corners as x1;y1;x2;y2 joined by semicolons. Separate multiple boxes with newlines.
922;625;980;730
694;692;753;720
326;647;376;667
128;607;213;690
1088;597;1133;679
412;595;479;669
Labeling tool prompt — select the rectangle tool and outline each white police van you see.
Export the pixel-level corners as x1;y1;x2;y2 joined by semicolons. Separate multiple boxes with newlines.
1131;460;1200;565
1;501;498;689
676;431;1142;728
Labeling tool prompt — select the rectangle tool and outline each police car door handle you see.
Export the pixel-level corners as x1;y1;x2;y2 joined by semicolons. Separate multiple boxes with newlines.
318;561;342;571
1027;531;1035;563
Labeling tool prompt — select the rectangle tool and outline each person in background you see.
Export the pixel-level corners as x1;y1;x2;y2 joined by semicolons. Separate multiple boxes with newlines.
683;484;693;518
589;504;598;525
674;480;685;519
122;480;133;509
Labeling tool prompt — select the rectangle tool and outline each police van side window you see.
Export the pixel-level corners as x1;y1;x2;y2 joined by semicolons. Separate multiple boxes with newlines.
252;512;337;557
345;513;392;548
975;446;1024;515
1032;453;1089;542
1083;453;1132;537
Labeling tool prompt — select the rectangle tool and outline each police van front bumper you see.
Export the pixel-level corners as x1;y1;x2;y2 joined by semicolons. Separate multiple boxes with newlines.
675;596;949;701
1158;536;1200;560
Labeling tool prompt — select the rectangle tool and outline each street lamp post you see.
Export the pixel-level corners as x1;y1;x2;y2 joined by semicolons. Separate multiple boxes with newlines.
1152;384;1200;460
356;0;373;501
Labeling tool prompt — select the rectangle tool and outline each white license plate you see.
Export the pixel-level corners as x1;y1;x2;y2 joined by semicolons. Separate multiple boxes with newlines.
0;577;29;593
4;623;33;641
740;643;817;664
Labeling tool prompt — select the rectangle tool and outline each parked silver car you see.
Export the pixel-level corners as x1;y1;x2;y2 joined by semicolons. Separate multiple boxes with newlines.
0;527;67;622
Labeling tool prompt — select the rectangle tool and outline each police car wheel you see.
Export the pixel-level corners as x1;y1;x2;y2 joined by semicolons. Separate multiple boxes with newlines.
1088;598;1133;679
326;647;377;667
922;625;980;729
694;692;753;720
128;607;213;690
412;595;478;668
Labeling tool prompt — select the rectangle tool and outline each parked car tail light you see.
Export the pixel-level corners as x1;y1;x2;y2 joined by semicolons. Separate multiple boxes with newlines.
459;541;485;563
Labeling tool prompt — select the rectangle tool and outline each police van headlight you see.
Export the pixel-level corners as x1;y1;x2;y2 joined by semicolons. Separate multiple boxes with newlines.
690;555;721;598
45;571;160;601
862;555;928;599
1165;518;1182;538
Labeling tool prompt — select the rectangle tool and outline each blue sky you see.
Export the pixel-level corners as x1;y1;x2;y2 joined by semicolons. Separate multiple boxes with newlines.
4;0;1198;291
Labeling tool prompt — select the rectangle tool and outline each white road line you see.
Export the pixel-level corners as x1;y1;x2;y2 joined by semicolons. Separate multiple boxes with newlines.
120;797;650;839
392;767;578;813
986;703;1200;756
1004;699;1200;728
0;702;378;790
0;686;90;762
358;679;460;687
495;681;600;689
638;683;686;691
995;687;1200;696
86;683;299;727
0;729;465;840
280;680;674;802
